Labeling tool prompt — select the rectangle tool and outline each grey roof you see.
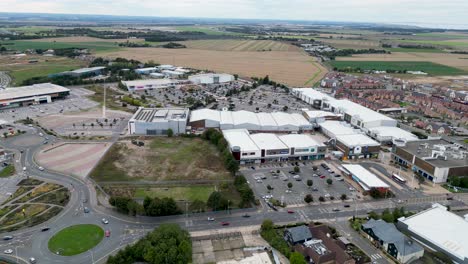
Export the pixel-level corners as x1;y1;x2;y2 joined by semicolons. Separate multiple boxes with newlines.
285;225;312;243
363;219;423;256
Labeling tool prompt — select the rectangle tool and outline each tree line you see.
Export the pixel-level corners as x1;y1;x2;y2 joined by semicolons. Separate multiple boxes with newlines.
109;196;181;217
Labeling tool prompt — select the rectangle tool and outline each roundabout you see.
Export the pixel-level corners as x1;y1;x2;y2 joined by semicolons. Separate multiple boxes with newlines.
48;224;104;256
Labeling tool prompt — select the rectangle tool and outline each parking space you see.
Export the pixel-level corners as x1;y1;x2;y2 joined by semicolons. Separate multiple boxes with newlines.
0;88;98;123
242;161;357;207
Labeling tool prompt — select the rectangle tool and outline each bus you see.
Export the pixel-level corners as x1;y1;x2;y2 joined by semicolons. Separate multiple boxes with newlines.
392;173;407;184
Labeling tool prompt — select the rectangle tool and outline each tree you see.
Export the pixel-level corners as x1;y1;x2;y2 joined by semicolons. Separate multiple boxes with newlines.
167;128;174;137
3;132;7;138
381;209;395;223
189;199;206;213
283;105;288;112
340;194;347;200
261;219;274;232
293;166;300;173
318;196;325;202
307;179;313;188
207;191;228;211
289;252;307;264
326;179;333;185
304;194;313;204
287;182;293;189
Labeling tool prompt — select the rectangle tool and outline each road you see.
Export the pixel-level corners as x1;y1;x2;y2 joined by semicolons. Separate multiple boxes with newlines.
0;127;466;263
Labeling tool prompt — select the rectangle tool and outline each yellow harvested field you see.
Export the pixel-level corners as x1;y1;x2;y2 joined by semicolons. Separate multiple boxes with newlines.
30;36;144;43
336;52;468;71
101;47;327;86
319;38;381;49
176;39;299;52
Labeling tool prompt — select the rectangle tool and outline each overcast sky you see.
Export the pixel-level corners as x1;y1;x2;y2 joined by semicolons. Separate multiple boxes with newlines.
1;0;468;29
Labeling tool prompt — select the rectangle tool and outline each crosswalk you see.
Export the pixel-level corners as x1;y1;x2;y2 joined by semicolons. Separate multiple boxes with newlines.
370;253;383;260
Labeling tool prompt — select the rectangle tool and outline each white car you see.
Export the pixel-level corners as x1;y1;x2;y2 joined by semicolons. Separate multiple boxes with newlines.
207;217;214;221
101;218;109;224
4;249;13;254
38;166;44;171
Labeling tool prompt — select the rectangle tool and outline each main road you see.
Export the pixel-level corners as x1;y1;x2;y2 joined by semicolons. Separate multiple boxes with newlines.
0;128;465;264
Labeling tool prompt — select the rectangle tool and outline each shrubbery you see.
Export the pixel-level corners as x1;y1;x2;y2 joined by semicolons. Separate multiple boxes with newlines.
109;196;181;217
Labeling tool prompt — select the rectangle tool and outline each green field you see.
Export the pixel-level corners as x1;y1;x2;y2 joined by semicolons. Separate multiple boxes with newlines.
174;26;242;36
1;40;121;53
387;48;445;53
397;39;468;48
329;61;466;75
48;224;104;256
0;165;15;178
414;32;468;39
134;186;215;201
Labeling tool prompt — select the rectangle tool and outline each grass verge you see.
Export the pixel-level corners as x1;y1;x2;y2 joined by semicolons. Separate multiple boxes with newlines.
0;165;15;178
48;224;104;256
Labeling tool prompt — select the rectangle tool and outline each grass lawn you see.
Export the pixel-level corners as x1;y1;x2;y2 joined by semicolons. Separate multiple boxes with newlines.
328;61;466;75
0;165;15;178
134;186;215;201
85;85;130;112
48;224;104;256
1;40;121;53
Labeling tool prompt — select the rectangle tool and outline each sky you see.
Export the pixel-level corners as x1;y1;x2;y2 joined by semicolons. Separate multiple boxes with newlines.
1;0;468;29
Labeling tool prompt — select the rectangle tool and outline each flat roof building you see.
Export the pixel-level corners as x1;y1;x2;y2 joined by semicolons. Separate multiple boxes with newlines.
222;129;325;164
189;109;312;132
189;73;235;84
128;107;189;135
135;67;158;75
50;66;105;78
122;79;181;92
392;138;468;183
397;203;468;264
342;164;389;192
367;126;418;144
0;83;70;109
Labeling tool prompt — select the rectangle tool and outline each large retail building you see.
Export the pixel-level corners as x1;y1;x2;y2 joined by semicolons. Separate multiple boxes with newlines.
0;83;70;109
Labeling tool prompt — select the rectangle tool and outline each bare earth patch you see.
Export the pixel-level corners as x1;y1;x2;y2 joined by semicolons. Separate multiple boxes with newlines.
100;47;327;86
36;143;111;179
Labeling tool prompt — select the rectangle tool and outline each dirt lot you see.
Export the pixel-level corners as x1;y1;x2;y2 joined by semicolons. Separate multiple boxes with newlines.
336;52;468;71
90;137;231;182
100;47;327;86
36;143;111;179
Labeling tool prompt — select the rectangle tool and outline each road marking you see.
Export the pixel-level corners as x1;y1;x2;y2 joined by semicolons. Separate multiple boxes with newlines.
371;254;382;260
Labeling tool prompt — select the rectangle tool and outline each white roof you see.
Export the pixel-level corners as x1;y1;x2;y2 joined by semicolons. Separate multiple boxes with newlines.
250;133;287;150
369;126;418;141
330;99;395;123
336;134;380;147
0;83;69;101
222;129;259;152
293;88;336;102
271;112;298;127
256;112;278;128
233;110;260;127
190;109;220;123
304;110;340;119
279;134;323;148
136;67;157;71
69;66;105;74
220;111;234;127
122;79;179;87
290;113;312;127
342;164;389;188
400;203;468;261
320;121;359;136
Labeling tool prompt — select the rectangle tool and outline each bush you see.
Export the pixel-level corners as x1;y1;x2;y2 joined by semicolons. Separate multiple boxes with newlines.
207;191;229;211
304;194;313;204
260;219;291;258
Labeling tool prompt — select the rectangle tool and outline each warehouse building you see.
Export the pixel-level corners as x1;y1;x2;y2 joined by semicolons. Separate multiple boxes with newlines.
367;126;418;144
342;164;389;193
392;138;468;183
135;67;158;75
292;88;398;129
189;73;235;84
50;66;105;78
397;203;468;264
301;109;341;127
189;109;312;132
0;83;70;109
128;107;189;135
320;121;380;159
122;79;182;92
222;129;325;164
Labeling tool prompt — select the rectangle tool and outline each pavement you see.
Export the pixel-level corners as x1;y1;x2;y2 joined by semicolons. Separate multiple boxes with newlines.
0;125;467;263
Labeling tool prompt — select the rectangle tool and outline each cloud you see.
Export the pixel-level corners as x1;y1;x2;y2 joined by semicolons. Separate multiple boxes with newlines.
0;0;467;29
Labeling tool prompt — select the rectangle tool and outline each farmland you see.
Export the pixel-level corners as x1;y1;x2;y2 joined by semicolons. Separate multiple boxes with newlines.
1;37;123;53
173;39;298;52
100;46;326;86
0;55;86;86
328;61;466;76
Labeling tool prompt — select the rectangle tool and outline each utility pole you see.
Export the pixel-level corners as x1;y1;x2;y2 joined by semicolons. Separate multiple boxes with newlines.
102;85;106;119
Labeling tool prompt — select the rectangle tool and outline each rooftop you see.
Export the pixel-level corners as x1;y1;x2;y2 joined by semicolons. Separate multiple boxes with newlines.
369;126;419;142
122;79;180;87
342;164;389;189
399;203;468;261
222;129;260;152
320;121;360;136
285;225;313;243
399;139;468;168
130;107;189;122
278;134;324;149
329;99;395;124
0;83;70;101
70;66;105;74
250;133;288;150
336;134;380;147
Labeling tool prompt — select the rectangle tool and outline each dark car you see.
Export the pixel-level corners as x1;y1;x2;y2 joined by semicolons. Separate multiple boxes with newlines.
221;222;230;226
344;204;351;208
287;210;294;214
2;236;13;241
242;214;251;218
84;207;90;213
41;227;50;232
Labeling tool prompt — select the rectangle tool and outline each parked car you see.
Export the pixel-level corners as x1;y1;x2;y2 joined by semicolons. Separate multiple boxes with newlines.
312;174;319;177
38;166;44;171
319;175;326;179
29;257;36;264
332;208;340;212
84;207;90;213
312;187;319;191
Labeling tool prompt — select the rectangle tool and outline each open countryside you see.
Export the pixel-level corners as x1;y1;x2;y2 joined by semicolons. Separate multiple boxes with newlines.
329;61;466;75
173;39;299;51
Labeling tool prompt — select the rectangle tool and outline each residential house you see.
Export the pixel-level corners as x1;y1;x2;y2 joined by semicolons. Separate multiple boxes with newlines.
362;219;424;263
425;122;451;135
284;225;313;245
